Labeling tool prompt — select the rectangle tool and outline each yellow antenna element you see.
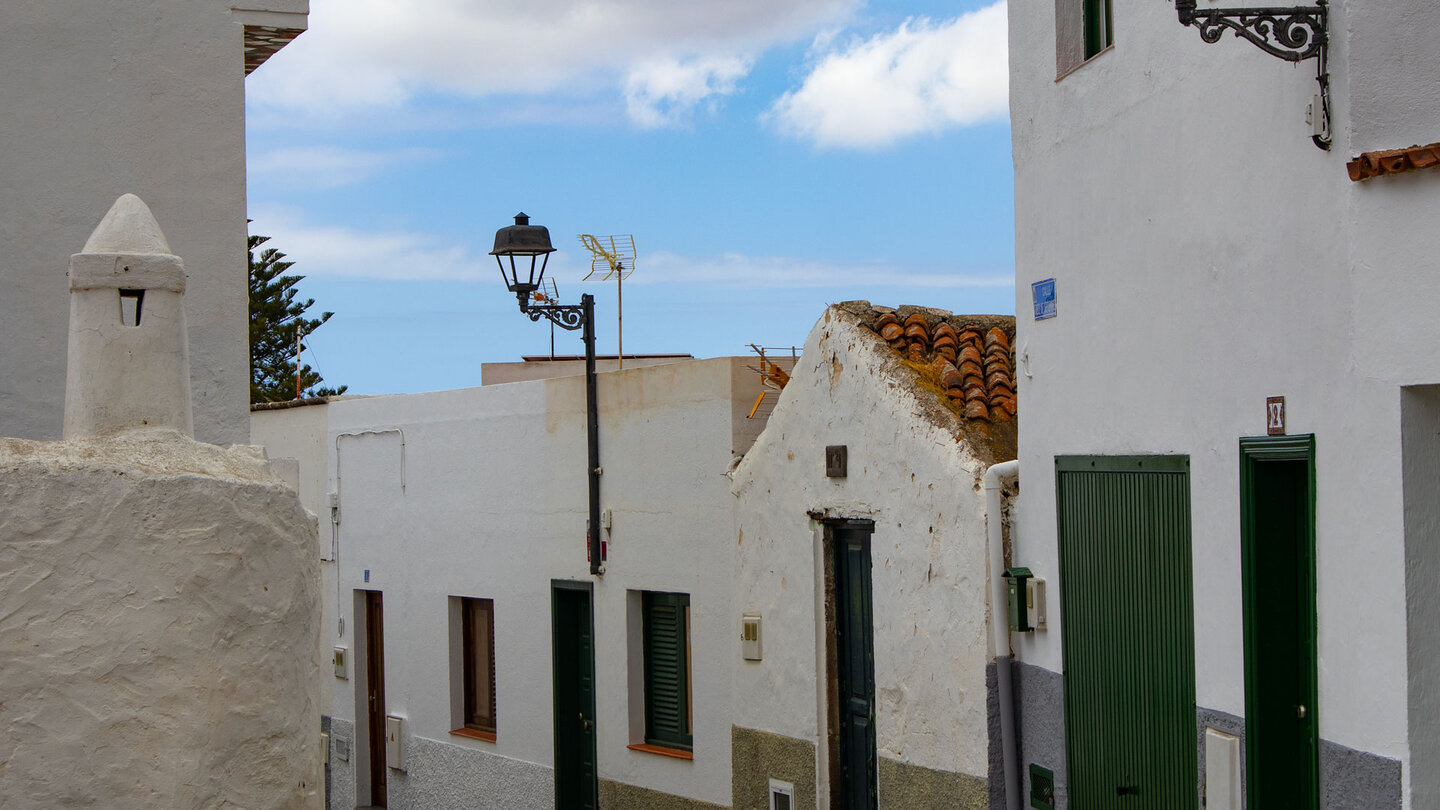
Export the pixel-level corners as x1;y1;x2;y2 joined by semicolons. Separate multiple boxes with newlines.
577;233;637;368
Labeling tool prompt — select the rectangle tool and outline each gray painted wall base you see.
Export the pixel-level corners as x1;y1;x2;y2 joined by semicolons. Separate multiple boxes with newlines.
732;726;817;810
1009;667;1402;810
599;780;728;810
383;735;553;810
1013;661;1068;810
328;718;356;810
1195;706;1400;809
878;756;987;809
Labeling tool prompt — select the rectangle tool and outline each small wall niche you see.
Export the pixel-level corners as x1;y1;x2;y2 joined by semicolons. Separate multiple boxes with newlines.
119;289;144;326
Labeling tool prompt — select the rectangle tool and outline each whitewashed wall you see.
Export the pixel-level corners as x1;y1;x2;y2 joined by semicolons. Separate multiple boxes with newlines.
1009;0;1440;802
732;307;1000;785
0;0;305;445
301;359;762;808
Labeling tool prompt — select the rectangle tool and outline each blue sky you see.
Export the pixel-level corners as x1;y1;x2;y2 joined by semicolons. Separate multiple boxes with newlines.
245;0;1014;395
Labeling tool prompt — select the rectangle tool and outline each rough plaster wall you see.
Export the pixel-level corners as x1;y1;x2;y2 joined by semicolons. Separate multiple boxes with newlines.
327;718;357;810
0;0;250;444
1401;386;1440;806
732;306;999;780
1009;0;1418;790
731;726;817;810
0;433;322;809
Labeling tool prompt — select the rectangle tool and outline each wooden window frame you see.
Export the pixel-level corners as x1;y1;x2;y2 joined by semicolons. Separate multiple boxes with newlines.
641;590;692;752
461;596;496;738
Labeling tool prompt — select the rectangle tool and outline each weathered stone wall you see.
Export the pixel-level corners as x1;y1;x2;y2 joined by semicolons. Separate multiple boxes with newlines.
0;432;322;809
599;778;729;810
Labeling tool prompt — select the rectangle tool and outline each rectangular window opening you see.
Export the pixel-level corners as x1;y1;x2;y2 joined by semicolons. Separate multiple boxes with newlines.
1057;0;1113;77
119;289;144;326
455;596;496;738
769;778;795;810
641;590;692;751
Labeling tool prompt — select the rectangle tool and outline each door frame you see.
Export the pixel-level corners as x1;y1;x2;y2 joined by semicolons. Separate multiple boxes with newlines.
822;518;877;810
1239;434;1319;807
551;579;598;810
359;589;387;808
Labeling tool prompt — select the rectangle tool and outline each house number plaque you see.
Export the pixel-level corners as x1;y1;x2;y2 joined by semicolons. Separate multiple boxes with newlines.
1266;396;1286;435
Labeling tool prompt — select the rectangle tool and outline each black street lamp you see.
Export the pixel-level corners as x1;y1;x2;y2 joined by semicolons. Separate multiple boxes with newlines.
492;213;603;575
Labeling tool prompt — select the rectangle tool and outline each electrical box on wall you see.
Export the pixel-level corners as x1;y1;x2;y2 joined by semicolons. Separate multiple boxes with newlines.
742;614;763;660
386;715;404;770
333;646;348;679
1005;568;1047;632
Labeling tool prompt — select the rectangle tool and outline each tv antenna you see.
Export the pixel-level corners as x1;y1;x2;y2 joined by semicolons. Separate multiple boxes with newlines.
578;233;636;369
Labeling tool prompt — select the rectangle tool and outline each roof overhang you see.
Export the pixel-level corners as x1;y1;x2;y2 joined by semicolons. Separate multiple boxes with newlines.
232;7;308;75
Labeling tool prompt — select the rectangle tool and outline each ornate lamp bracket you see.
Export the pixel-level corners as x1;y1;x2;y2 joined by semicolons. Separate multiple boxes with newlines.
1175;0;1331;150
521;302;586;331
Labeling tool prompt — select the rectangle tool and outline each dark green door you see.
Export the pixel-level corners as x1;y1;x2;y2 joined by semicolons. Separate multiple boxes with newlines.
833;521;877;810
552;581;598;810
1057;456;1196;807
1240;436;1319;809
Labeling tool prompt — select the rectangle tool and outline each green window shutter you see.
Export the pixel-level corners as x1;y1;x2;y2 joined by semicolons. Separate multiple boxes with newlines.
1083;0;1112;58
643;591;692;750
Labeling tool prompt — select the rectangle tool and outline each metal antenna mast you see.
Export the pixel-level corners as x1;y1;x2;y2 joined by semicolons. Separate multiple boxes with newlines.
578;234;636;369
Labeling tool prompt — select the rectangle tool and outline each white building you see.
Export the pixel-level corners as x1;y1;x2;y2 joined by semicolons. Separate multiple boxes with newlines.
1;0;308;445
254;356;786;809
1008;0;1440;807
730;303;1016;810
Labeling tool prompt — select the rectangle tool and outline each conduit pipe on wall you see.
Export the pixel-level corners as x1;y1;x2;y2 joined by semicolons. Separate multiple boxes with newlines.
985;459;1021;810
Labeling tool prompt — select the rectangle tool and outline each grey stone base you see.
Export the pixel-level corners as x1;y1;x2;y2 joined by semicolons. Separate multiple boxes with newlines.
385;735;553;810
1196;706;1401;809
1013;661;1067;810
599;779;728;810
878;756;987;809
731;726;817;810
327;718;356;810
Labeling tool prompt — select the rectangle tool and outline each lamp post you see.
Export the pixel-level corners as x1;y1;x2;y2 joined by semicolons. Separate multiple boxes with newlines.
491;213;603;575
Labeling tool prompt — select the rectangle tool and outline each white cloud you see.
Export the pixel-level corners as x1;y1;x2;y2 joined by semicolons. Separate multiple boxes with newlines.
248;209;493;281
638;250;1011;289
624;55;752;129
249;146;440;189
767;2;1009;149
245;210;1010;289
247;0;859;123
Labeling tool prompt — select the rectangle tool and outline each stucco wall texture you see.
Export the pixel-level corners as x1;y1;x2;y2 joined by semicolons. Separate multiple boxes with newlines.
0;432;322;809
732;305;1007;800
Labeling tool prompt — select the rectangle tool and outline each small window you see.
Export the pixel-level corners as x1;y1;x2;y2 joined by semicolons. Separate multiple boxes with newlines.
1083;0;1113;59
642;591;692;750
769;778;795;810
1056;0;1113;77
462;597;496;736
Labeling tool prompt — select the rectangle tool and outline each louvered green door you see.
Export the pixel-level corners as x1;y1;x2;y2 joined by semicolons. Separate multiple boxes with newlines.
1057;456;1196;808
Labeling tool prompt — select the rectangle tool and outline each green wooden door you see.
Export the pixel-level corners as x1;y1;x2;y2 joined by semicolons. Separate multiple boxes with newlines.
833;521;877;810
1057;456;1196;808
552;581;598;810
1240;436;1319;809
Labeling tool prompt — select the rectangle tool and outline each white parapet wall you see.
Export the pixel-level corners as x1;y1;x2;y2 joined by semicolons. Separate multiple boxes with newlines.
0;432;322;810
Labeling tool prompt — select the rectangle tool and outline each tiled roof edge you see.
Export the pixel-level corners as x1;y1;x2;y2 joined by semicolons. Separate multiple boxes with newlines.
1347;141;1440;182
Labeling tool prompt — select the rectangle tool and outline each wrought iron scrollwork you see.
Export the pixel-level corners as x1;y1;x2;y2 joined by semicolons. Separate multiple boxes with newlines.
1174;0;1331;150
1177;1;1325;62
523;303;586;331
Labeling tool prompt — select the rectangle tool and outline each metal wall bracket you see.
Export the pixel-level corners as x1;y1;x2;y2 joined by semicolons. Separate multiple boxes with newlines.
1175;0;1331;150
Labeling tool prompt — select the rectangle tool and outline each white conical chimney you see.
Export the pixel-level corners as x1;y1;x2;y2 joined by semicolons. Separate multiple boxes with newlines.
63;194;193;438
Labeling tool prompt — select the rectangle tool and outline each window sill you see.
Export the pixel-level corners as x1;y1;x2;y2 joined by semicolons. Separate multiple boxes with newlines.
628;743;693;761
1055;44;1114;82
449;727;496;743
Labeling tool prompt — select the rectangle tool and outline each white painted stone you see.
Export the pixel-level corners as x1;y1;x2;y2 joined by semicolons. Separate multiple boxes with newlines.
63;194;193;440
0;431;322;809
731;305;1006;780
1;0;307;445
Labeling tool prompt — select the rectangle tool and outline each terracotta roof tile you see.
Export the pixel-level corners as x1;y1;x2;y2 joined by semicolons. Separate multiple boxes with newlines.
1347;141;1440;182
244;25;305;76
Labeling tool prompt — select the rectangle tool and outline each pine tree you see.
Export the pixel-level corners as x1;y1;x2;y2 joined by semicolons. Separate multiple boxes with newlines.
249;234;346;402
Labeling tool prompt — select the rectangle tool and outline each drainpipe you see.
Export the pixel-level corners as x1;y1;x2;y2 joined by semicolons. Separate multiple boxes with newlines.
985;459;1021;810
